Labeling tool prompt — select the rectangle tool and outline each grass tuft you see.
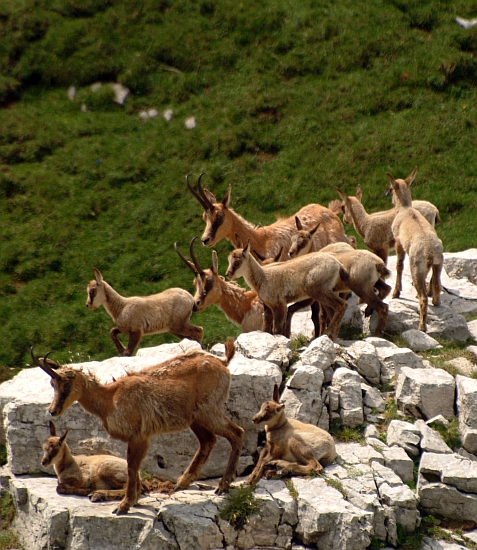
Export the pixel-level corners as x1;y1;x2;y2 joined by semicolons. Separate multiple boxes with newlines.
219;486;259;531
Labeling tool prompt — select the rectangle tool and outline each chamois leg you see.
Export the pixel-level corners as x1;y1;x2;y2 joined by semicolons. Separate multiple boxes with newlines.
213;418;245;495
263;305;273;333
114;439;149;515
311;301;322;338
170;322;204;344
375;278;392;301
57;484;91;496
284;299;314;338
174;422;217;490
271;302;288;336
248;446;273;486
354;288;389;337
124;330;142;356
313;291;347;341
392;241;405;299
373;248;389;265
110;327;126;355
412;271;428;332
269;438;322;476
90;488;126;502
431;263;442;306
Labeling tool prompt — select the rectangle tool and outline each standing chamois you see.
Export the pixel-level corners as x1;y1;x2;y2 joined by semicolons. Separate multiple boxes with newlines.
86;268;203;356
225;240;348;340
187;174;352;261
33;341;244;514
386;168;443;332
332;184;440;264
288;218;391;336
248;385;335;485
42;421;136;502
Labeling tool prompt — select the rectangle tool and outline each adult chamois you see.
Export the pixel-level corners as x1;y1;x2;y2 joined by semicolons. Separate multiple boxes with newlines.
33;342;244;515
187;173;352;261
248;385;335;485
86;268;203;356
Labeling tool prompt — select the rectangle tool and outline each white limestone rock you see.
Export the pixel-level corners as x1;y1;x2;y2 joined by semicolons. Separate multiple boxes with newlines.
386;420;421;457
395;367;455;420
300;335;335;370
380;445;415;483
235;331;292;371
414;419;452;454
401;329;441;352
345;341;381;385
332;368;364;427
375;347;424;387
293;477;373;549
361;384;385;412
444;249;477;284
456;375;477;454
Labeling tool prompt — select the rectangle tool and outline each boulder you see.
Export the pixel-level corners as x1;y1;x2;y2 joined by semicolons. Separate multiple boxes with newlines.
235;331;292;371
375;347;424;387
332;368;364;427
456;375;477;454
444;249;477;284
395;367;455;420
401;329;441;352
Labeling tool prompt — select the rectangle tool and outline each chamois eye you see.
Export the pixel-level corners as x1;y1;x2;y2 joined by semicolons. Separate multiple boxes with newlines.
234;261;240;267
216;211;224;220
63;382;72;392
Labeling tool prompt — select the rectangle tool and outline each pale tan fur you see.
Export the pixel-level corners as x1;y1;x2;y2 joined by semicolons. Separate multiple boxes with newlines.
225;241;348;340
387;167;443;332
248;385;335;485
187;174;352;261
42;421;134;502
288;219;391;336
86;268;203;356
334;186;440;264
34;341;244;514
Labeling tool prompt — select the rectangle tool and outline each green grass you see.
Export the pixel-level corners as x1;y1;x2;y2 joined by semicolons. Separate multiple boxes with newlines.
330;418;366;443
1;0;477;369
218;486;259;530
0;493;21;550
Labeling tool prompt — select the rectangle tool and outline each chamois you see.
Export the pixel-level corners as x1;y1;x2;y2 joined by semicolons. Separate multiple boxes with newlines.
42;421;136;502
225;241;348;340
248;385;335;485
33;341;244;514
386;168;443;332
333;186;440;264
187;174;352;261
288;218;391;336
174;238;264;332
86;268;203;356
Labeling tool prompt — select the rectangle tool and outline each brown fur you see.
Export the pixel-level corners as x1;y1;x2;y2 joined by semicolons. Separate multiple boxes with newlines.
35;340;244;514
86;268;203;356
187;174;352;261
225;241;348;341
42;421;136;502
248;385;335;485
387;168;443;332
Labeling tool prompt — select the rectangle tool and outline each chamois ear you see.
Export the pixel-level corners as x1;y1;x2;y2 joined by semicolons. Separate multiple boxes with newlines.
222;185;231;208
243;240;251;255
211;251;219;275
93;268;103;285
336;187;347;201
252;249;266;262
59;429;69;445
406;166;418;186
386;173;397;188
202;188;217;204
272;384;280;403
49;421;57;437
295;216;303;231
356;184;363;202
309;222;321;236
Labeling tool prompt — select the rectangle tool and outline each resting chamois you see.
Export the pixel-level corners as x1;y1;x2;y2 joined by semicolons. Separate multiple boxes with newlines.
33;342;244;515
86;268;203;356
248;385;335;485
187;173;352;261
42;421;135;502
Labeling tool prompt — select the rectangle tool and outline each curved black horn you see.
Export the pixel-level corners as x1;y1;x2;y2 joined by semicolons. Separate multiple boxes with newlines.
196;173;214;211
186;174;213;211
189;237;204;277
30;346;61;380
174;241;199;275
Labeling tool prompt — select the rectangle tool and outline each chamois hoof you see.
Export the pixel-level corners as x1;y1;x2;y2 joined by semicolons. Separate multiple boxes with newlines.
89;492;103;502
112;506;129;515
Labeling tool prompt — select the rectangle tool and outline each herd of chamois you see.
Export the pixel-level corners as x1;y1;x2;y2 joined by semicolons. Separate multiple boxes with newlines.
34;166;443;515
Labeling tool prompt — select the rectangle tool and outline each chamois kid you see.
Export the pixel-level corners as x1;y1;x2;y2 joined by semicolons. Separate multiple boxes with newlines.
42;421;135;502
248;385;335;485
33;341;244;515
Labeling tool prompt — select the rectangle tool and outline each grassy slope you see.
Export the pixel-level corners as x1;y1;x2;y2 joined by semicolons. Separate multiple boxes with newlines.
1;0;477;370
